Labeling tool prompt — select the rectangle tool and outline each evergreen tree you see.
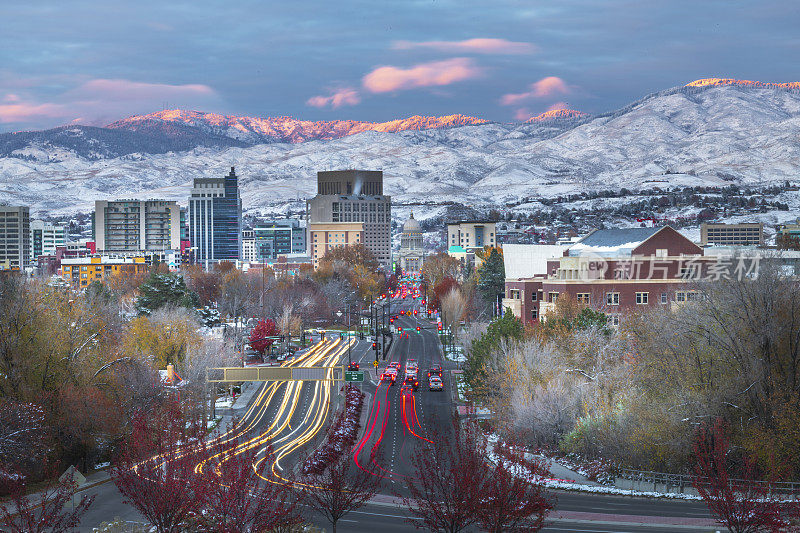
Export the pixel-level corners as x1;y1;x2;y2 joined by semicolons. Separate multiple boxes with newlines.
135;272;199;315
476;247;505;308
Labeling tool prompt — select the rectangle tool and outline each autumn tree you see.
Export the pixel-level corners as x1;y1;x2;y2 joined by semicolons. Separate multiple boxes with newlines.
249;318;280;355
125;307;201;369
111;404;208;533
197;431;301;532
400;419;488;533
480;443;554;532
465;311;524;391
692;419;785;533
0;400;47;490
0;467;94;533
301;444;381;533
431;276;460;311
422;253;462;291
183;265;222;307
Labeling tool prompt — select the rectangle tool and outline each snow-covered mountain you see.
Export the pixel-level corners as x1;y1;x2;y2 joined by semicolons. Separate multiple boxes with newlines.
1;78;799;218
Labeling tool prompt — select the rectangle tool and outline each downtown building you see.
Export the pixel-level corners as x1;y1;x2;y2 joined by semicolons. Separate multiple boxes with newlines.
306;170;391;270
503;226;717;326
30;220;66;261
188;167;243;265
0;206;30;271
242;219;307;263
94;199;181;252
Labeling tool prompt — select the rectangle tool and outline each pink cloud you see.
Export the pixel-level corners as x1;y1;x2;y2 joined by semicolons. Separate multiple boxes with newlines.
306;87;361;108
74;79;216;100
392;38;536;55
0;95;68;124
513;108;533;121
362;58;482;93
500;76;570;105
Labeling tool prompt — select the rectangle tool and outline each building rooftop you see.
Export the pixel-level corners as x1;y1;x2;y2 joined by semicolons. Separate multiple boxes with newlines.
504;244;572;279
569;227;662;257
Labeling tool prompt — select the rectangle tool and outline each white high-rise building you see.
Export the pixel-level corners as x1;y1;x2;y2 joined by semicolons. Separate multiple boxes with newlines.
30;220;66;260
94;199;181;252
0;206;30;270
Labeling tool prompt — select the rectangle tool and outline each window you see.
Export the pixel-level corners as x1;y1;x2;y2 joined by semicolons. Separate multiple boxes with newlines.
607;315;620;327
606;292;619;305
676;291;686;302
531;291;537;302
576;293;590;304
531;308;538;320
548;292;559;303
636;292;648;304
660;292;668;304
509;289;520;299
656;248;668;257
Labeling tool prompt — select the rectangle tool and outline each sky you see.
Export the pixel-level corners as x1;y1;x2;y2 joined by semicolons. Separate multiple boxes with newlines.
1;0;799;132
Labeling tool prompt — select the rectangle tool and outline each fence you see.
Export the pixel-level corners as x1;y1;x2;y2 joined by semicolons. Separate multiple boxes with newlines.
616;468;800;498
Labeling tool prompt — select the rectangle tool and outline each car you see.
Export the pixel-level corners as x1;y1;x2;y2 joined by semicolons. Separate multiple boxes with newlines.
427;364;442;378
402;375;419;391
429;375;443;391
380;367;398;385
405;359;418;373
347;362;360;371
389;361;402;370
406;368;418;380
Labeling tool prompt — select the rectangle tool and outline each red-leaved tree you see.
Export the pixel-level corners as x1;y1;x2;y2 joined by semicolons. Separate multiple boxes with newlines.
431;276;460;312
480;442;554;532
249;318;280;355
692;419;786;533
301;436;381;533
197;429;301;532
0;400;47;493
0;465;94;533
399;418;488;533
110;403;208;533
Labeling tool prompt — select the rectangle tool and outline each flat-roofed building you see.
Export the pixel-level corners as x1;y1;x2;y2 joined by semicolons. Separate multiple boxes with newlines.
307;170;391;270
95;199;181;252
308;222;364;269
700;222;764;246
61;256;148;289
188;167;242;264
30;220;66;261
0;206;30;270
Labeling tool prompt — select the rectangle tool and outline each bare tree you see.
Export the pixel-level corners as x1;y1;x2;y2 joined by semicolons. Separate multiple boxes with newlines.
440;287;467;340
399;419;488;533
301;444;381;533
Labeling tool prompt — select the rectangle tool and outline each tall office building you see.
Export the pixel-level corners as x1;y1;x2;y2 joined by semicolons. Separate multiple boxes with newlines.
30;220;66;260
94;199;181;252
0;206;30;270
307;170;391;270
188;166;242;263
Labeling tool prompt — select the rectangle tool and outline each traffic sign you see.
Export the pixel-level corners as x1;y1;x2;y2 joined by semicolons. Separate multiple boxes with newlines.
59;465;86;489
373;360;379;367
345;371;365;382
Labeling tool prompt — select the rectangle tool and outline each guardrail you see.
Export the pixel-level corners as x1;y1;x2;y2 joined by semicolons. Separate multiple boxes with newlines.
617;468;800;498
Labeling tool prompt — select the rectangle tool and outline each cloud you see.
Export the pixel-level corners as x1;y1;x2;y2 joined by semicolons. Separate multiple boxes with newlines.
513;108;533;121
500;76;570;105
73;79;216;100
0;98;68;124
306;87;361;108
392;38;536;55
362;58;482;93
547;101;569;112
0;78;221;128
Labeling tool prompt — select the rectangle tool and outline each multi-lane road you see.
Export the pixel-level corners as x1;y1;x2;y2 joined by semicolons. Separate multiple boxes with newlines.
74;292;715;532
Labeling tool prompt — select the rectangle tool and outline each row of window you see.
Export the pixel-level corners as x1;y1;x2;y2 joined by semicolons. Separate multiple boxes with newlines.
510;289;701;305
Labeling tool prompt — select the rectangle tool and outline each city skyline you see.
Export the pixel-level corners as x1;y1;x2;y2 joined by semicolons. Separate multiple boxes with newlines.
2;1;799;132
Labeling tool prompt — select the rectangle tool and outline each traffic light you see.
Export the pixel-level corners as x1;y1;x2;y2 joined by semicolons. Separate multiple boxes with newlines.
413;309;418;315
416;326;421;332
437;323;443;331
372;342;377;350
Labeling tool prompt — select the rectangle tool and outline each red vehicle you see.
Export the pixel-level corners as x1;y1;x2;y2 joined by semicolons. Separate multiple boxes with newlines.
380;367;398;385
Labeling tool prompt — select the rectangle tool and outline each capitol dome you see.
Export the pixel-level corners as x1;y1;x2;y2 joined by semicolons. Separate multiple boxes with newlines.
403;212;421;233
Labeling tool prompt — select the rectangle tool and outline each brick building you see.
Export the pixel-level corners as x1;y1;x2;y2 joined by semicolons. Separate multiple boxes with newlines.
504;226;711;326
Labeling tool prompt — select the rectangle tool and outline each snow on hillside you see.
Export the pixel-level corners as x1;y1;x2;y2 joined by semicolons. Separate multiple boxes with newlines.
1;80;800;220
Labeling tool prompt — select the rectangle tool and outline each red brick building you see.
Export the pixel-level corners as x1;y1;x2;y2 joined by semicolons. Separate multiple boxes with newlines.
504;226;717;326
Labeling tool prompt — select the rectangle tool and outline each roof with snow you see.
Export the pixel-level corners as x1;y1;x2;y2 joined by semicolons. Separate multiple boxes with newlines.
504;244;571;279
569;227;662;257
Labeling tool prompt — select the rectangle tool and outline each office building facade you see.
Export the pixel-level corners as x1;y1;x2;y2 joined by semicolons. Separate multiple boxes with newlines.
188;167;243;263
30;220;66;261
94;199;181;252
307;170;391;270
700;222;764;246
308;222;364;269
0;206;30;270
